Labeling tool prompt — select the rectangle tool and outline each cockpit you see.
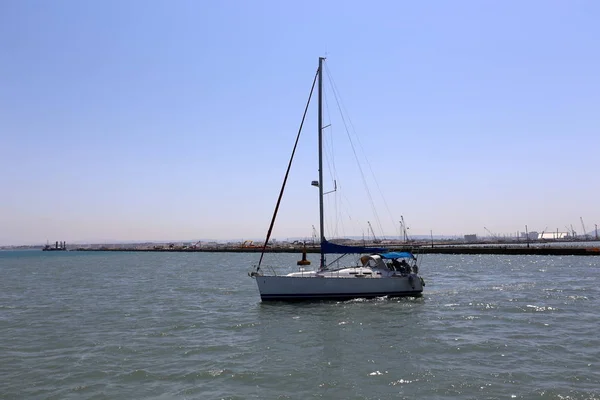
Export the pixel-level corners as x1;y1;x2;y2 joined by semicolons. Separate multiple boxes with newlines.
360;252;418;274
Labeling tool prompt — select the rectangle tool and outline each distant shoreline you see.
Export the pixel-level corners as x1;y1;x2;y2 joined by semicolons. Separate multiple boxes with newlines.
71;245;600;256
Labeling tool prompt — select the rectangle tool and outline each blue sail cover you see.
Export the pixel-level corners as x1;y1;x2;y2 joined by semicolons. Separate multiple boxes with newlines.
321;239;387;254
380;252;416;259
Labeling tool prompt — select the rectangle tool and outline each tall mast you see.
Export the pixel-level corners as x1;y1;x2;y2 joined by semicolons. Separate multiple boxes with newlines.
318;56;326;269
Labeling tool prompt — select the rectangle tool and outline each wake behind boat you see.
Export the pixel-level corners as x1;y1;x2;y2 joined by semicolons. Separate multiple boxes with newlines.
249;57;424;301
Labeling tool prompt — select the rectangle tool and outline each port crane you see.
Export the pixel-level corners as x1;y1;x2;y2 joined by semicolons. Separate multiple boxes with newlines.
400;215;410;243
580;217;588;240
484;227;498;241
367;221;381;243
399;215;409;243
565;225;577;238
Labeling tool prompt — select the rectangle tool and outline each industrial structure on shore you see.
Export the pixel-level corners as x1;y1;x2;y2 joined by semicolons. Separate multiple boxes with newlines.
42;241;67;251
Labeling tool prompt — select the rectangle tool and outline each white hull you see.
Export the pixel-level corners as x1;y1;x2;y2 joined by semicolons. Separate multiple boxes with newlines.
254;271;423;301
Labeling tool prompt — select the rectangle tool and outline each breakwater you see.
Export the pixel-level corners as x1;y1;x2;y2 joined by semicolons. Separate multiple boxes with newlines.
417;246;600;256
74;245;600;256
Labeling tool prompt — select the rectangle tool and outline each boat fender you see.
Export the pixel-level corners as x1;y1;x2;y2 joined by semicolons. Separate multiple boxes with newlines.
408;275;415;289
420;277;425;287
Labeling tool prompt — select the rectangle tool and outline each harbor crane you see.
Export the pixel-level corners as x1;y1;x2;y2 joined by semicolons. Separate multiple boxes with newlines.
565;225;577;238
565;226;573;238
580;217;588;240
399;215;409;243
367;221;381;243
484;227;498;241
400;215;408;243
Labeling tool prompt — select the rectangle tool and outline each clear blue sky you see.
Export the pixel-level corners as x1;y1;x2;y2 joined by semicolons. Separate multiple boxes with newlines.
1;0;599;245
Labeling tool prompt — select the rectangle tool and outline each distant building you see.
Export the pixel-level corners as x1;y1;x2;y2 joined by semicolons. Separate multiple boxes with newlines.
539;232;569;240
521;231;539;240
464;234;477;242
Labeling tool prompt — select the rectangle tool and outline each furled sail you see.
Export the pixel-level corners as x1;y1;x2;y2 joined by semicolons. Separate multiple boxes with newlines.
321;239;387;254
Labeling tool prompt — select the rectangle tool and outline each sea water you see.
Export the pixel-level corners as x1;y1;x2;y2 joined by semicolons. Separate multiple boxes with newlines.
1;250;599;399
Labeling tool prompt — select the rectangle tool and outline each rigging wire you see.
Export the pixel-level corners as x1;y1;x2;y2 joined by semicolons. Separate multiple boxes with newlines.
322;89;340;238
324;62;390;239
325;64;396;239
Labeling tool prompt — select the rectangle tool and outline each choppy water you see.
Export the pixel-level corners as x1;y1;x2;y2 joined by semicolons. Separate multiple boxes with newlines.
1;250;599;399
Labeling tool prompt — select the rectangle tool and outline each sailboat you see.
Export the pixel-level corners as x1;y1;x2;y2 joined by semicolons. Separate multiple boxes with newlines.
249;57;424;301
